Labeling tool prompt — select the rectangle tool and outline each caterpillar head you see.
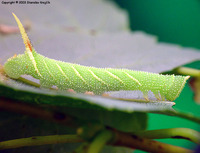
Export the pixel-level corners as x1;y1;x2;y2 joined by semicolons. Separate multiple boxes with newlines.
4;53;28;78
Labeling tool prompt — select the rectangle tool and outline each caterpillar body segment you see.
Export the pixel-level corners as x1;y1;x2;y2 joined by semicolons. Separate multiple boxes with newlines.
165;75;190;101
3;13;190;102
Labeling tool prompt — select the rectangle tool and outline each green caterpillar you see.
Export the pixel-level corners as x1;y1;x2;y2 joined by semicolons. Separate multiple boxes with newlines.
4;13;190;101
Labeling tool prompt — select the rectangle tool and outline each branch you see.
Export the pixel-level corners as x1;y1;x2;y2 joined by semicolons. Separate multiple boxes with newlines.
166;110;200;124
78;126;194;153
0;130;192;153
174;67;200;77
0;97;82;128
0;135;83;150
88;130;113;153
0;97;196;152
135;128;200;144
112;130;193;153
73;142;90;153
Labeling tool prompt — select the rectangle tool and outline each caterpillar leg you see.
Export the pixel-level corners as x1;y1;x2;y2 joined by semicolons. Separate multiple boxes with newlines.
0;64;5;75
161;94;166;101
67;89;76;93
143;91;149;101
12;54;17;58
153;91;161;101
40;80;53;89
84;91;110;97
84;91;94;95
102;93;110;97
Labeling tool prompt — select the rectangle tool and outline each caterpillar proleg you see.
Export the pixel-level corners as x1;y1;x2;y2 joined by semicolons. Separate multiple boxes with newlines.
4;13;190;101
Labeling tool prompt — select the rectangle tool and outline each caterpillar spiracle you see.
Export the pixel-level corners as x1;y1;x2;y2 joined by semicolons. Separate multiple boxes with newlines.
4;13;190;101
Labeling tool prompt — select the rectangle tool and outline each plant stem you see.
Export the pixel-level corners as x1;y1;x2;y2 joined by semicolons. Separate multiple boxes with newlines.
0;97;196;152
0;97;82;127
73;142;90;153
166;110;200;124
112;130;193;153
135;128;200;144
0;135;83;150
174;67;200;77
88;130;113;153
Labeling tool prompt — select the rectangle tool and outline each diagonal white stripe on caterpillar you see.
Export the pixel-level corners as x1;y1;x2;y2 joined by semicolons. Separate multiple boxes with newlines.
3;13;190;101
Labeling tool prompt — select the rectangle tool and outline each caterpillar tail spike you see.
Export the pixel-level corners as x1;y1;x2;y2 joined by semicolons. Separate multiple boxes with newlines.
4;13;190;101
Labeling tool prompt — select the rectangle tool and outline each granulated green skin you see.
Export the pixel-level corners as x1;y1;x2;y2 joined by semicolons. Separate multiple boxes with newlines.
4;48;189;101
4;13;190;102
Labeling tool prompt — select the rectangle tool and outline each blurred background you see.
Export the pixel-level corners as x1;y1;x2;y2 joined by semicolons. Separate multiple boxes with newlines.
114;0;200;49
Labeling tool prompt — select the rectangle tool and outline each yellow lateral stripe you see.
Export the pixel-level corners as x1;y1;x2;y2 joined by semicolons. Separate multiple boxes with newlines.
56;63;69;81
105;70;124;84
12;13;32;52
123;71;141;86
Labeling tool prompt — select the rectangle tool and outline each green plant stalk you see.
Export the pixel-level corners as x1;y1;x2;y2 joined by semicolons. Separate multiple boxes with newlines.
112;130;193;153
77;123;105;141
0;97;83;128
175;67;200;77
87;130;113;153
0;130;193;152
135;128;200;144
73;142;90;153
0;135;83;150
166;110;200;124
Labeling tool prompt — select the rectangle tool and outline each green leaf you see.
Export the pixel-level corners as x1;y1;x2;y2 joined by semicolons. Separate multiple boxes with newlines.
0;73;180;132
0;74;175;113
